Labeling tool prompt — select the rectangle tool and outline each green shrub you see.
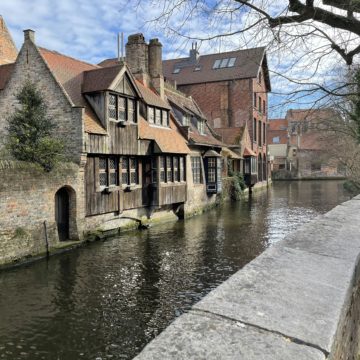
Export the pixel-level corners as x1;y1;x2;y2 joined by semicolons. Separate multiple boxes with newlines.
6;81;64;171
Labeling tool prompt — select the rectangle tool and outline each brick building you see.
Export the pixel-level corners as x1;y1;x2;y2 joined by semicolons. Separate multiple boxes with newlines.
267;118;288;171
267;109;345;178
163;45;271;185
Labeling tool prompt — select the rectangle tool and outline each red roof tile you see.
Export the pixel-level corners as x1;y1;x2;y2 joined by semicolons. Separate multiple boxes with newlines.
139;116;190;154
0;16;17;65
0;63;14;90
136;80;171;109
82;65;123;93
39;48;106;135
215;127;245;145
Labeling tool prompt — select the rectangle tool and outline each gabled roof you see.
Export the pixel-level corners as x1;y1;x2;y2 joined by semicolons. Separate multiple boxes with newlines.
163;47;270;90
164;86;223;148
38;47;106;135
165;85;205;119
215;127;245;146
136;80;171;109
0;63;15;90
138;116;190;154
0;16;17;65
82;64;142;98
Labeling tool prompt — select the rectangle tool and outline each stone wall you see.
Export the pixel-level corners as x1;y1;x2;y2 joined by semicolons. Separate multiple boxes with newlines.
134;196;360;360
0;161;85;266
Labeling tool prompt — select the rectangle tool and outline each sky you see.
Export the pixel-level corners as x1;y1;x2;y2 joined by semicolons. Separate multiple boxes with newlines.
1;0;355;118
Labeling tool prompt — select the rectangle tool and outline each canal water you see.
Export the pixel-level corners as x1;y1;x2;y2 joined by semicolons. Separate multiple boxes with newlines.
0;181;352;360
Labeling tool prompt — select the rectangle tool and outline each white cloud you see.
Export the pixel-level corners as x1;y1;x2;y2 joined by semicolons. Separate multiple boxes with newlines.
1;0;356;117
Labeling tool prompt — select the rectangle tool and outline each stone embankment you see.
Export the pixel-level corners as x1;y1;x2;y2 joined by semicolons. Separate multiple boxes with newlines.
135;195;360;359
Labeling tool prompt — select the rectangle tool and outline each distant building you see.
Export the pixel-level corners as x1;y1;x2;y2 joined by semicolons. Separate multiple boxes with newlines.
267;118;288;171
163;45;271;186
267;109;345;178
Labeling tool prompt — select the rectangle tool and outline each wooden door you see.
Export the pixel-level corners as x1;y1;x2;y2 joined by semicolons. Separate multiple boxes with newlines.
55;188;69;241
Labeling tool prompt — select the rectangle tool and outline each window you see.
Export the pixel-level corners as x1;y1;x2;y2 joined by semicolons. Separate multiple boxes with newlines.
180;157;185;181
162;110;169;126
166;156;173;182
183;114;190;126
148;106;155;124
155;108;161;125
228;57;236;67
151;157;157;184
108;94;137;123
258;120;262;146
253;93;256;108
194;65;201;71
258;71;262;84
220;58;229;68
198;120;205;134
99;157;118;188
213;59;221;69
258;96;261;113
253;118;257;142
173;68;180;74
191;156;202;184
122;157;139;186
251;157;257;174
263;100;266;115
173;157;179;181
263;123;266;144
160;156;166;182
213;57;236;69
207;158;217;182
272;136;280;144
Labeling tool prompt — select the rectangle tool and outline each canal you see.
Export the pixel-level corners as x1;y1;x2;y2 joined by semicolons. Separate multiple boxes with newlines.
0;180;352;360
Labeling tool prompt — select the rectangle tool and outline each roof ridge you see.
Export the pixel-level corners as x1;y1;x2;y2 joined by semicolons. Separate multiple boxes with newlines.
38;47;99;68
163;46;266;62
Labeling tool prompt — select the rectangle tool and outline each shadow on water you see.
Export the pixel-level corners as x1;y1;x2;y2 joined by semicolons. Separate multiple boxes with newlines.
0;180;352;359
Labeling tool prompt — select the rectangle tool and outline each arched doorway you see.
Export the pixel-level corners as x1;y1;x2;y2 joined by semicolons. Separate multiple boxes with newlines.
55;187;70;241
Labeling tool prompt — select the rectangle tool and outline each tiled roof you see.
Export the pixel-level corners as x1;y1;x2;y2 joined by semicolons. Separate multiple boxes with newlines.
135;80;171;110
163;47;270;88
0;16;17;65
244;146;256;157
82;65;123;93
267;118;288;145
0;63;14;90
39;48;106;135
98;58;119;68
215;127;245;145
139;116;190;154
165;86;205;119
164;86;222;147
268;118;288;131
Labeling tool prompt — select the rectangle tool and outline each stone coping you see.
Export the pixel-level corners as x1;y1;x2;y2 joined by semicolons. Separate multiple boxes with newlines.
134;195;360;359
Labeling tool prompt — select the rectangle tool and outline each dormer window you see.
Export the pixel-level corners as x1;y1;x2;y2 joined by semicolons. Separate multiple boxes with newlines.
213;57;236;69
173;68;180;74
148;106;169;127
108;93;137;123
183;114;190;126
198;119;205;134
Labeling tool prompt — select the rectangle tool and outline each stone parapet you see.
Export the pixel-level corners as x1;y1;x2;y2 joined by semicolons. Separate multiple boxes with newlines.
135;195;360;360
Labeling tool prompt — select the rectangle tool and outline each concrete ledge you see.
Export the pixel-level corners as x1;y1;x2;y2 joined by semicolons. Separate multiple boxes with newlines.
134;198;360;359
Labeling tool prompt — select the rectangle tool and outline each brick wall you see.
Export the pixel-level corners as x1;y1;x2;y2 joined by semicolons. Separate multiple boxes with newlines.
0;161;85;265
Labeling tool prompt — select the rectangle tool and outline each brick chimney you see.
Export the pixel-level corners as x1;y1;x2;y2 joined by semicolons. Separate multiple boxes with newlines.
126;33;165;99
148;38;164;99
125;33;150;86
24;29;35;43
189;42;199;63
0;16;18;65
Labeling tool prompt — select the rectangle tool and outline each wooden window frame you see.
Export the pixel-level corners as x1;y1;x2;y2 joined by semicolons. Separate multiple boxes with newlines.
258;120;262;146
121;156;139;187
191;156;202;184
108;93;137;124
98;156;119;190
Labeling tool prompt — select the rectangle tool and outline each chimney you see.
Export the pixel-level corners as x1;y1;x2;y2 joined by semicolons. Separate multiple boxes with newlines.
24;29;35;43
125;33;149;85
189;42;199;63
148;38;164;99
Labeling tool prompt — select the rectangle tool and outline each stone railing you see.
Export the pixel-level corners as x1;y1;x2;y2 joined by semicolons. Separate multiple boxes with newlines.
135;195;360;359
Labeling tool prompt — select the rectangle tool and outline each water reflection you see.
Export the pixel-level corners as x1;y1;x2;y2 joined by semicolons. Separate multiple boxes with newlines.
0;180;352;360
